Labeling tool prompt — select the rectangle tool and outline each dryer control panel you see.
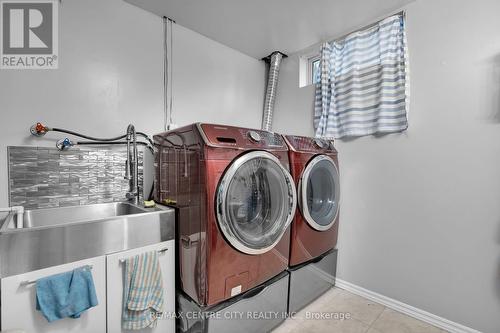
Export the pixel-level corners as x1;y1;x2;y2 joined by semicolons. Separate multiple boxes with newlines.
284;135;336;153
199;123;286;149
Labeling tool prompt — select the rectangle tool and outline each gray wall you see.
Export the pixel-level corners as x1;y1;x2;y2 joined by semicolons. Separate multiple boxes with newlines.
170;24;265;128
0;0;265;207
274;0;500;332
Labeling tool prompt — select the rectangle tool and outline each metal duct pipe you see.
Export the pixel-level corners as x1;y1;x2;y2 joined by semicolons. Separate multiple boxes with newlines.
261;51;287;131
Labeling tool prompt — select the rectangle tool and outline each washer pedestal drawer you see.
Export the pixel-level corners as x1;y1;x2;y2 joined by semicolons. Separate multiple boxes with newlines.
177;272;289;333
288;248;338;313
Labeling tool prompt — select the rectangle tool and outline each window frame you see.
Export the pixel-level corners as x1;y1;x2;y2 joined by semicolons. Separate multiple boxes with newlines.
307;55;321;85
298;49;321;88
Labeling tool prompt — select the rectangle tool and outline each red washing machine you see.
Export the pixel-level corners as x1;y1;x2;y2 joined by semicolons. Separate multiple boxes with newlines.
154;123;297;307
284;135;340;313
284;135;340;267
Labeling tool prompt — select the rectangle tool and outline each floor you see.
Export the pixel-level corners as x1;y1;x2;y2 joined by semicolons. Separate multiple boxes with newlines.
272;287;448;333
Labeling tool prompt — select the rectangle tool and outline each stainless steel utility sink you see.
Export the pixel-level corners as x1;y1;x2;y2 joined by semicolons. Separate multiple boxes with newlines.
20;202;152;229
0;202;175;278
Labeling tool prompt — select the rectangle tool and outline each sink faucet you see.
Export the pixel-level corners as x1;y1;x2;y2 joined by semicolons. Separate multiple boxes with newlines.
0;206;24;228
125;124;140;204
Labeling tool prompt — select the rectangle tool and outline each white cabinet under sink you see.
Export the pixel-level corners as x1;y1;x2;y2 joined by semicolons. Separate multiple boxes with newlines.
106;240;176;333
0;241;175;333
0;257;107;333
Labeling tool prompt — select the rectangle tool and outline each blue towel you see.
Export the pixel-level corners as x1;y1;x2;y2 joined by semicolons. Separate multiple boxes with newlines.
35;266;98;322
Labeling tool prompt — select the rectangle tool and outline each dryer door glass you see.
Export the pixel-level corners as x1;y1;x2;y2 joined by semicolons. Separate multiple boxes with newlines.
217;151;296;255
300;155;340;231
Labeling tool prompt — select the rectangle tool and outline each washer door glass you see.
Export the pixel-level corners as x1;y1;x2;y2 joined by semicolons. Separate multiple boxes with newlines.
217;151;296;255
301;155;340;231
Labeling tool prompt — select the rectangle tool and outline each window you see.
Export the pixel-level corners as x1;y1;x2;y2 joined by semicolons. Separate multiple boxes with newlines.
311;58;320;85
299;52;321;87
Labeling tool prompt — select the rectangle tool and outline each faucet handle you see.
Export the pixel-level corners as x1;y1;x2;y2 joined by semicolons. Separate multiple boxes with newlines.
124;160;131;180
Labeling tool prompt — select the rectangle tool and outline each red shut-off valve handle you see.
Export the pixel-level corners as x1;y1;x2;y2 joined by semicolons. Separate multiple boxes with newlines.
36;122;47;133
30;122;50;136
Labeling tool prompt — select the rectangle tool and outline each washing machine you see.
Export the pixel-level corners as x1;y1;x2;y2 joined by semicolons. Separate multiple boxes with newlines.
283;135;340;312
153;123;297;307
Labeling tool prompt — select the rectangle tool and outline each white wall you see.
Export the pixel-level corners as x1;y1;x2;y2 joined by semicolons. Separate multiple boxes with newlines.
170;23;265;128
274;0;500;332
0;0;163;207
0;0;265;207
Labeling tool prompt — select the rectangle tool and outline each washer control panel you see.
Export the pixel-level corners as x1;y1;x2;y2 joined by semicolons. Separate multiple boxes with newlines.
248;130;262;142
199;123;286;149
313;138;327;149
240;129;285;147
285;135;336;153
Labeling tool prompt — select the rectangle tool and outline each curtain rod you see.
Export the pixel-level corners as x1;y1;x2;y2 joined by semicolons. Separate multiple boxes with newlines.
323;10;406;45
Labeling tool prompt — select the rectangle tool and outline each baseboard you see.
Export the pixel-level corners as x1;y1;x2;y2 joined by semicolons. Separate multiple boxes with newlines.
335;279;482;333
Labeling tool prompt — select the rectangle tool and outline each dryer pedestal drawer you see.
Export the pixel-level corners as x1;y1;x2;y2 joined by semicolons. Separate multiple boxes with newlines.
288;248;338;313
177;272;289;333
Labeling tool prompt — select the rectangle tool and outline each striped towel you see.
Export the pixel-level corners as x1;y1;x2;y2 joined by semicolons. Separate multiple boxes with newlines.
122;251;164;330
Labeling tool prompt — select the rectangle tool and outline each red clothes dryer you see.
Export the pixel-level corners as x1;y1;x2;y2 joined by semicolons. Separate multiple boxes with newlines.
154;123;297;307
284;135;340;267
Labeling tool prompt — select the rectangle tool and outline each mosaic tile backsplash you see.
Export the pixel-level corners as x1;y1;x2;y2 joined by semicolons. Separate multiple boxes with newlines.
8;146;143;209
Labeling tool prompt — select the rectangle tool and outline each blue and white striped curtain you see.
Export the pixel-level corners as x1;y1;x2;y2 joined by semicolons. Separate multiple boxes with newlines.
314;14;409;139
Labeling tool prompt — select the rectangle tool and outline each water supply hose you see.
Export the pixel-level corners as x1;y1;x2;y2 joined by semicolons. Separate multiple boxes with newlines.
30;122;154;146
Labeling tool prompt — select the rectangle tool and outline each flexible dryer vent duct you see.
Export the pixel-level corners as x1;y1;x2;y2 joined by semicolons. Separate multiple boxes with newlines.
261;51;287;131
